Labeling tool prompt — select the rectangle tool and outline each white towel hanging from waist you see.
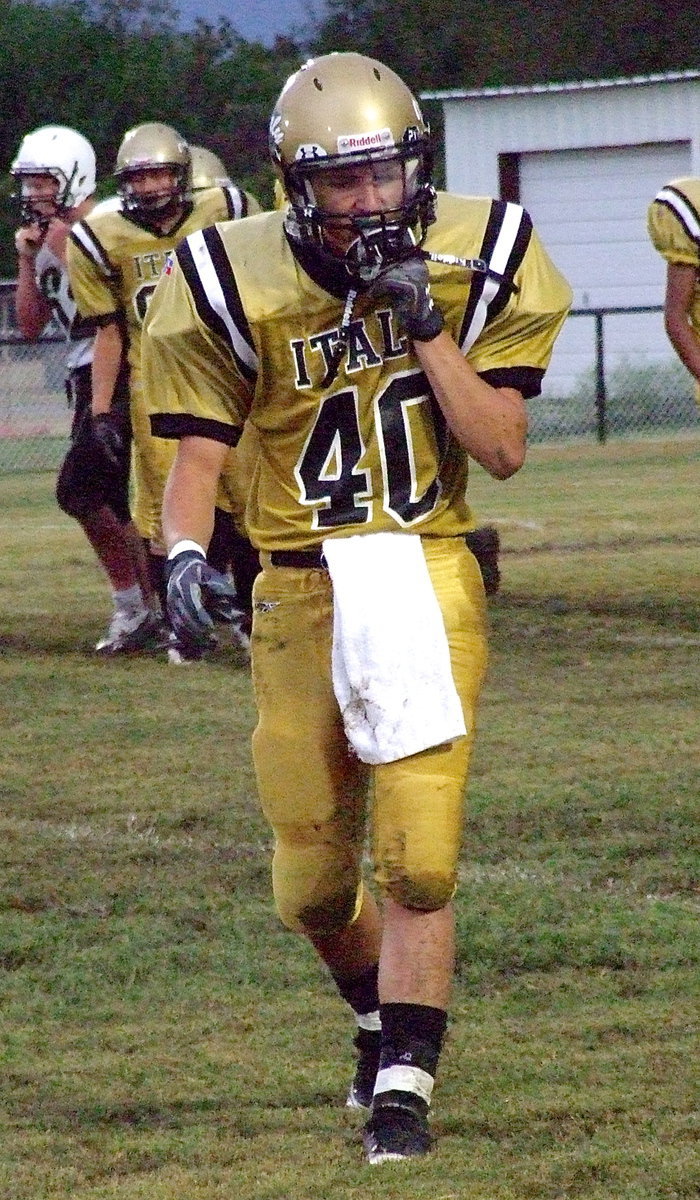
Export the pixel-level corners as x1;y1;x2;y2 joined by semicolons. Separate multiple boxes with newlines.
322;532;467;765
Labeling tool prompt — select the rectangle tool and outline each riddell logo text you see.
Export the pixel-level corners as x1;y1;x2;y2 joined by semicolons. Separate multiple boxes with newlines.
337;128;394;154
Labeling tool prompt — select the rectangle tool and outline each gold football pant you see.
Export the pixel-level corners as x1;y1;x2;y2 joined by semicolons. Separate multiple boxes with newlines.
250;536;489;935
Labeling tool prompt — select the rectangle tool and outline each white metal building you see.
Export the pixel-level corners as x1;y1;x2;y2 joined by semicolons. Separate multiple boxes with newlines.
421;71;700;396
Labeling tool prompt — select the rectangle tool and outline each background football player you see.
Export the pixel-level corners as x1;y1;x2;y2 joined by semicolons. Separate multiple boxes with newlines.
189;145;234;190
188;142;263;625
648;176;700;403
11;124;157;654
66;121;261;657
142;54;572;1161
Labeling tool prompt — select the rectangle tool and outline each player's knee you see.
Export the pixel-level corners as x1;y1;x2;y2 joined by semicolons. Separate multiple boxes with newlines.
55;476;98;519
272;854;360;934
276;887;359;936
382;869;456;912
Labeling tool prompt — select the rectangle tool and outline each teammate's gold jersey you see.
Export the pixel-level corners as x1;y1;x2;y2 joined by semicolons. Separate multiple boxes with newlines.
67;186;255;383
143;193;572;551
648;177;700;341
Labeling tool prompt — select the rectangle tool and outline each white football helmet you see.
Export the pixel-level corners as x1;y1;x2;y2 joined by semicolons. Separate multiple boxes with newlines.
11;125;96;219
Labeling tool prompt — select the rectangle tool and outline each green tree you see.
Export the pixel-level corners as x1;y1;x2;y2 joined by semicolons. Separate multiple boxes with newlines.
313;0;700;88
0;0;299;274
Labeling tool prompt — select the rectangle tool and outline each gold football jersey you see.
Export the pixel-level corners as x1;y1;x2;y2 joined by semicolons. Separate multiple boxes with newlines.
143;193;572;551
647;177;700;341
66;185;256;384
67;185;259;544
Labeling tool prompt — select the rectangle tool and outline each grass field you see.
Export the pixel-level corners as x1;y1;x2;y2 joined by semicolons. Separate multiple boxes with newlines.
1;436;699;1200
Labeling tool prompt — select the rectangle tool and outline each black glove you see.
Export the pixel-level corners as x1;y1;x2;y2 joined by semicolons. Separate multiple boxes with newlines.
165;548;247;651
369;256;444;342
92;412;127;469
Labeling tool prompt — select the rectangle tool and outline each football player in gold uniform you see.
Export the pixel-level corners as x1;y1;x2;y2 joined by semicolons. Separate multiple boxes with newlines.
143;54;572;1161
272;157;501;590
647;177;700;404
188;144;263;619
66;122;260;652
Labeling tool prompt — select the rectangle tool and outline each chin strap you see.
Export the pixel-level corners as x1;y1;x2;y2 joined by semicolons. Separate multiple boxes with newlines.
319;251;519;390
421;248;520;294
320;286;359;389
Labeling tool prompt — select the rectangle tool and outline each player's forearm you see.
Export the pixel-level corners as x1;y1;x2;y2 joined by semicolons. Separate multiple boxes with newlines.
665;315;700;384
162;436;229;554
91;323;125;415
663;263;700;383
414;332;527;479
14;256;51;339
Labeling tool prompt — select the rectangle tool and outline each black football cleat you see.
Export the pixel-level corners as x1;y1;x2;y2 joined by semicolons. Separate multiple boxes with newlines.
346;1028;381;1110
363;1099;432;1164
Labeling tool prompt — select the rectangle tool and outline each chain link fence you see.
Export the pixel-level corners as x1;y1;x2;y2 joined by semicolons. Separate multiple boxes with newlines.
1;281;73;471
1;280;698;472
530;305;699;443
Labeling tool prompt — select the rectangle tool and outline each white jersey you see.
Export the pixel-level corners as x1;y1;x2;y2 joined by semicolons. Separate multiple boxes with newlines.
34;241;93;371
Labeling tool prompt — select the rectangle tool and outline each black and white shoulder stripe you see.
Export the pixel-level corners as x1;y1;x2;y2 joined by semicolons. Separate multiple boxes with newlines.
222;185;250;220
69;220;119;281
177;225;258;385
459;201;533;353
653;185;700;245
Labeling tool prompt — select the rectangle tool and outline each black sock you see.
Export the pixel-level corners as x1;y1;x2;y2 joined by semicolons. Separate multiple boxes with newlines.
330;962;380;1017
145;541;168;614
374;1002;448;1113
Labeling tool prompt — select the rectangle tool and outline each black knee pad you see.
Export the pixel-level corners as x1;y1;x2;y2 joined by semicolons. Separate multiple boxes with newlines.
55;472;94;519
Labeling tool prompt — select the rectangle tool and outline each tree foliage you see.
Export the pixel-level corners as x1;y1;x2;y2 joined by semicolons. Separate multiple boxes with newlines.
314;0;700;88
0;0;300;272
1;0;697;273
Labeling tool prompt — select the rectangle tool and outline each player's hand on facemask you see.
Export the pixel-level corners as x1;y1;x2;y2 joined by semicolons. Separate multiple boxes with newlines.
92;412;127;469
14;224;44;260
369;256;444;342
166;547;247;651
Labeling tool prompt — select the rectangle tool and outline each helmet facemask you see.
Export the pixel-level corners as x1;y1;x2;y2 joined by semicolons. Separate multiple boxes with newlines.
114;123;191;225
11;125;96;228
284;144;436;285
270;53;436;285
116;163;190;223
11;171;67;230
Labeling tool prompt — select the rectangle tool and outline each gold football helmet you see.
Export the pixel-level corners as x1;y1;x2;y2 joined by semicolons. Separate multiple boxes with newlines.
114;121;191;219
190;145;232;190
269;52;436;275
